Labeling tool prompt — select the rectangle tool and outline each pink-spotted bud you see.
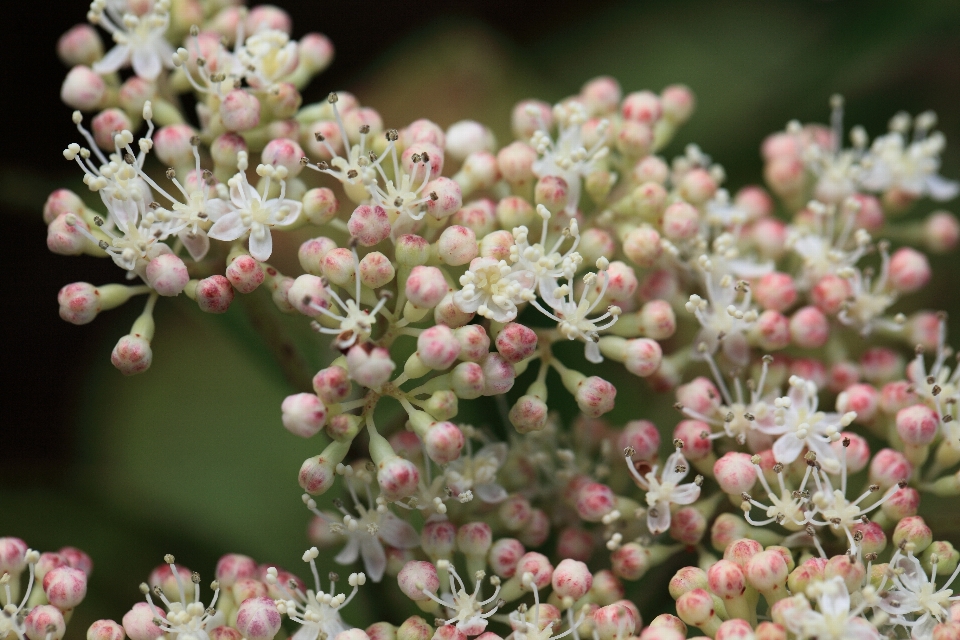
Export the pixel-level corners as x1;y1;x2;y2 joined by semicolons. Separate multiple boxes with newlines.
619;420;661;461
457;522;493;557
417;325;460;370
424;177;462;220
836;383;879;424
509;395;548;433
61;66;105;111
714;619;755;640
220;90;261;132
89;108;132;150
669;507;706;545
672;420;713;461
153;124;197;167
377;457;420;502
706;559;746;604
639;299;677;340
576;483;615;522
869;448;912;489
499;495;532;531
348;205;391;247
480;353;515;396
662;202;699;241
402;119;445;148
622;90;662;123
24;606;66;640
882;485;920;521
594;603;639;640
450;362;484;399
668;567;708;599
611;543;649;581
888;247;931;293
714;452;757;496
924;211;960;253
534;176;569;213
488;538;525;578
346;344;395;389
623;226;662;268
236;596;282;640
893;516;933;554
830;433;870;473
302;188;339;227
215;554;257;588
397;617;432;640
125;603;162;640
226;255;265;293
111;334;152;376
724;539;763;570
424;422;465;464
897;404;939;446
421;520;457;561
43;565;87;610
321;248;356;287
193;275;235;313
518;509;549;547
789;306;829;349
495;323;538;364
262;138;305;178
455;325;490;362
398;561;439;601
437;226;478;266
497;142;537;186
811;274;852;315
552;559;593;603
43;189;85;225
574;376;617;418
406;266;448;309
312;366;351;405
622;338;662;377
298;454;338;495
402;143;444;182
357;252;395;289
145;254;189;297
287;274;329;317
87;620;124;640
616;120;653;157
211;133;247;171
298;32;333;72
511;100;552;140
58;282;103;325
281;393;327;438
57;547;91;576
754;272;797;312
745;550;789;602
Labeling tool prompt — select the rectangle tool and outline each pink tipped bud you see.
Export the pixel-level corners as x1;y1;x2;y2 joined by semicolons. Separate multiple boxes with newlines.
714;452;757;496
789;306;829;349
754;272;797;312
619;420;661;461
437;226;478;266
511;100;552;140
480;353;516;396
668;567;708;599
220;90;261;132
836;383;879;424
153;124;197;167
497;142;537;185
714;619;755;640
58;24;103;66
924;211;960;253
402;119;445;148
145;254;188;296
859;347;902;384
488;538;525;578
358;251;395;289
397;617;432;640
830;432;870;473
619;338;661;377
61;66;105;111
298;454;338;495
246;5;291;33
322;247;357;287
236;596;282;640
882;485;920;521
402;143;444;182
312;366;351;405
669;507;706;545
594;603;639;640
616;121;653;157
287;274;330;317
194;275;235;313
753;310;790;351
574;376;617;418
301;188;339;227
888;247;931;293
869;448;913;489
457;522;493;556
377;456;420;502
417;325;460;370
346;344;395;389
35;553;66;580
281;393;327;438
671;420;712;461
897;404;939;446
58;547;92;576
810;274;852;315
611;543;649;581
122;603;163;640
226;255;265;293
824;555;865;594
299;32;334;72
518;509;550;547
215;554;257;588
723;539;763;570
211;133;248;170
515;552;554;590
552;558;593;602
893;515;933;554
495;323;538;364
499;495;533;531
111;334;152;376
676;377;720;415
424;422;465;464
663;202;700;241
87;620;124;640
421;520;457;561
622;226;662;268
406;266;448;309
621;90;661;123
675;589;719;636
454;325;490;362
424;177;462;220
534;176;569;213
580;76;622;115
24;606;65;640
262;138;305;178
348;205;390;247
398;561;439;601
509;395;548;433
639;300;676;341
706;559;746;602
58;282;103;325
745;550;789;597
450;362;484;399
43;565;87;610
576;483;615;522
90;108;132;150
43;189;85;225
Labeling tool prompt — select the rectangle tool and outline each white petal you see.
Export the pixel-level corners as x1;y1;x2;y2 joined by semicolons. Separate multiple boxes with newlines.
180;229;210;261
273;200;303;226
204;198;231;221
671;483;701;505
475;483;508;504
818;578;850;618
93;44;131;75
360;537;387;583
772;432;805;465
477;442;508;468
334;537;360;565
647;500;671;534
378;512;419;549
662;451;690;484
585;340;603;364
208;212;247;241
248;225;274;261
131;47;162;81
927;174;960;201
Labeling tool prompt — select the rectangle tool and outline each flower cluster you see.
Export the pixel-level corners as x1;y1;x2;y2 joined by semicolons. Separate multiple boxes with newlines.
22;0;960;638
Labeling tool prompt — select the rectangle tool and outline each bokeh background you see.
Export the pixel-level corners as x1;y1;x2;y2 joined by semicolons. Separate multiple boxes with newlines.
3;0;960;636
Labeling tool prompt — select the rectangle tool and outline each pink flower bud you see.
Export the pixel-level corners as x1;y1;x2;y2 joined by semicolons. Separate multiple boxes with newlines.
680;168;718;205
924;211;960;253
888;247;931;294
480;353;516;396
663;202;700;241
478;229;515;261
640;301;677;342
754;272;797;312
348;205;390;247
90;108;132;150
346;344;395;389
618;420;660;462
424;422;465;464
754;310;790;351
24;606;65;640
220;90;261;132
398;561;439;601
355;252;394;289
261;138;305;178
621;338;662;377
145;254;188;296
895;400;937;448
622;90;662;123
498;495;532;531
296;31;334;72
58;24;103;66
210;132;247;171
416;325;459;370
853;522;888;557
552;558;592;602
518;509;550;547
312;366;351;405
116;77;154;121
734;185;773;219
320;247;356;287
281;393;327;438
215;554;257;588
511;100;552;140
554;529;592;564
714;619;755;640
622;226;662;268
745;550;788;598
246;4;291;33
36;553;67;580
594;603;639;640
402;143;444;182
58;282;104;325
299;453;339;495
396;617;432;640
453;326;489;362
300;189;339;227
43;189;85;226
236;596;282;640
494;323;538;364
61;66;105;111
574;376;616;417
859;347;902;384
457;522;493;556
882;486;920;521
515;552;554;589
707;559;746;603
402;119;445;148
423;177;462;220
497;142;537;185
576;483;615;522
225;255;265;294
616;121;653;157
406;266;447;309
488;538;524;578
437;226;478;266
153;124;197;167
509;395;548;434
57;547;91;576
0;538;27;576
534;176;569;213
43;565;87;610
451;362;485;399
444;120;495;161
788;306;829;349
421;520;457;561
810;274;852;315
830;432;870;473
670;507;707;545
194;275;235;313
209;628;243;640
580;76;622;115
286;274;329;317
231;578;268;603
671;419;713;460
869;448;912;489
723;539;763;570
611;543;649;581
714;452;757;496
376;456;420;502
87;620;124;640
111;334;152;376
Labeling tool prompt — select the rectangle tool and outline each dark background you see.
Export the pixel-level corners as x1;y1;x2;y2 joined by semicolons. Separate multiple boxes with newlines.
2;0;960;635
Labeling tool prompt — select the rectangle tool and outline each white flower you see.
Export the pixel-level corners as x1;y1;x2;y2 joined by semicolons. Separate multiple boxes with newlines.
272;548;364;640
141;556;225;640
781;577;879;640
236;30;300;89
89;0;175;81
625;447;701;535
444;443;508;504
207;154;302;261
453;257;536;323
0;549;39;640
419;560;502;636
308;249;391;350
878;552;960;639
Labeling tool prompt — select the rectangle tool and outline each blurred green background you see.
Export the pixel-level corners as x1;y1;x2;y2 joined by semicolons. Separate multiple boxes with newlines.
2;0;960;635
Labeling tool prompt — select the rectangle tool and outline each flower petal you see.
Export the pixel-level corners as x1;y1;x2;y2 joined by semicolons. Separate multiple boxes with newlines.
248;224;274;261
334;536;360;565
378;512;419;549
93;44;131;75
662;451;690;485
131;47;161;81
647;500;671;535
475;483;508;504
180;229;210;261
927;174;960;201
772;432;805;465
360;536;387;583
671;483;701;505
208;212;247;241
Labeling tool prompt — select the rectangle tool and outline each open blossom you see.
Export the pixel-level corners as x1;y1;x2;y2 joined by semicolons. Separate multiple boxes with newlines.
781;577;879;640
443;442;508;503
624;447;702;535
89;0;174;81
208;154;302;261
877;551;960;638
453;257;535;322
